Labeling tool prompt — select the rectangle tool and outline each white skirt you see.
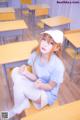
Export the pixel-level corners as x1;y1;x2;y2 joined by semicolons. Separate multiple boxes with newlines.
33;90;48;109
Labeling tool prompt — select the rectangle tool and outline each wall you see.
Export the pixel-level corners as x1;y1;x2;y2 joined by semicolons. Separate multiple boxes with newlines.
9;0;36;8
36;0;80;29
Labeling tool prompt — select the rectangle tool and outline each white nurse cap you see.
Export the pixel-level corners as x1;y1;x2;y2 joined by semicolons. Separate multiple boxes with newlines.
42;30;64;44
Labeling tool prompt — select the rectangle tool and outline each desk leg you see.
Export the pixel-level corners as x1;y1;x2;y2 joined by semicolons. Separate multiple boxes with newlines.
2;64;13;102
29;10;36;36
44;24;50;31
22;29;24;41
63;23;71;56
69;50;77;78
0;37;4;44
68;23;70;30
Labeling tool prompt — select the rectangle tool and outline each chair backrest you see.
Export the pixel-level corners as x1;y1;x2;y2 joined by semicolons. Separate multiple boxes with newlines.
20;0;32;5
35;8;48;17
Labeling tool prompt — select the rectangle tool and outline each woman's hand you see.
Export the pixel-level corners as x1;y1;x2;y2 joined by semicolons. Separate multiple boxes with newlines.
35;79;57;90
18;65;37;81
19;65;27;75
34;80;43;89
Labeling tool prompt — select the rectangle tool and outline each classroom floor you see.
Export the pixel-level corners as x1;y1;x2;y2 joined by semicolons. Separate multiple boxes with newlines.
0;8;80;119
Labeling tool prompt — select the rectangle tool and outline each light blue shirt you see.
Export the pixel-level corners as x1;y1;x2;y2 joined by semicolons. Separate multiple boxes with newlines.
28;51;65;105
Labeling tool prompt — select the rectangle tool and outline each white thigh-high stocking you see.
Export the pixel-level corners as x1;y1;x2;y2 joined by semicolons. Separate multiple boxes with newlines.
8;67;31;118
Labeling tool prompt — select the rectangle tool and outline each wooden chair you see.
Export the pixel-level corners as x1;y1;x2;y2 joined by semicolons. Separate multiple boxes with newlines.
20;0;32;4
20;0;32;16
35;8;49;29
65;47;80;60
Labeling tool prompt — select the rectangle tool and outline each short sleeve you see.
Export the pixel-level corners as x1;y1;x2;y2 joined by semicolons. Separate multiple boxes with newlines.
50;62;65;84
27;51;37;66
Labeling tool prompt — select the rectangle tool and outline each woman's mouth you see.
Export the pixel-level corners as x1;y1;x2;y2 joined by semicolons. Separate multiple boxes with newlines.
42;47;46;51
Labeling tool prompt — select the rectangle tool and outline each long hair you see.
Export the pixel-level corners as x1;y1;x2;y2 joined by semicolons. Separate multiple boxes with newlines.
32;33;62;61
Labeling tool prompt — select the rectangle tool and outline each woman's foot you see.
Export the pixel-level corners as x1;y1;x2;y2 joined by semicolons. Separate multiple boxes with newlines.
8;110;26;120
16;111;26;120
8;110;16;119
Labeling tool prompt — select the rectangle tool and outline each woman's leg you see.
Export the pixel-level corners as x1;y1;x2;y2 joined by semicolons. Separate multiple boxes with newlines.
9;67;30;118
11;67;48;113
23;81;48;109
12;68;41;103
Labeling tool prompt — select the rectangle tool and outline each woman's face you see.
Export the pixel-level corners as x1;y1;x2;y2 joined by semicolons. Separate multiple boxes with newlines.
40;34;55;54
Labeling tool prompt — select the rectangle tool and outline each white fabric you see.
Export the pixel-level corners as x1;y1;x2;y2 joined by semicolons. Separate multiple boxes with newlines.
11;67;48;115
33;91;48;109
41;30;64;44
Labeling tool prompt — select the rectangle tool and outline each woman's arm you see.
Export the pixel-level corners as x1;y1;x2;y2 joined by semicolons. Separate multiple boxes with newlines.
23;70;37;81
19;65;37;81
35;80;57;90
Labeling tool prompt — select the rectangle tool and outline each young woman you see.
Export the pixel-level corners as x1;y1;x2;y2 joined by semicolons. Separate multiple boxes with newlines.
8;30;65;118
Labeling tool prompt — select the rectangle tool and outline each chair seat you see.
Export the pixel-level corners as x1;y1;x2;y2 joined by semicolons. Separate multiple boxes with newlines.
20;0;32;4
36;22;44;29
21;100;59;120
65;47;80;60
22;10;29;15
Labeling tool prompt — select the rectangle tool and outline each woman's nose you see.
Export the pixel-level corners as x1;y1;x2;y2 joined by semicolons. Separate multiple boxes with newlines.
44;41;48;46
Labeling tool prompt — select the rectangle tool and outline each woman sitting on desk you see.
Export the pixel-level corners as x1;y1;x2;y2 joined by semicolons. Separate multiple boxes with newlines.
9;30;65;118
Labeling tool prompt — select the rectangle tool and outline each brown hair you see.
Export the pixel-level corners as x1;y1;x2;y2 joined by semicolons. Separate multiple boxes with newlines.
32;33;62;61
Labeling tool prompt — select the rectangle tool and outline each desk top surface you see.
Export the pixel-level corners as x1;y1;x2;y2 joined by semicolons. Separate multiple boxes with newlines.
25;100;80;120
27;4;49;11
0;12;16;21
0;20;28;32
41;16;72;27
0;7;15;13
27;5;42;10
0;40;38;64
64;29;80;48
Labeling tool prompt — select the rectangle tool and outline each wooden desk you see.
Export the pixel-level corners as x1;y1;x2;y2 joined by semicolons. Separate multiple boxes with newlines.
22;100;80;120
41;16;72;30
27;5;49;33
0;20;28;43
27;5;44;24
0;7;15;21
64;29;80;76
64;29;80;48
27;5;42;11
0;40;38;100
27;4;49;16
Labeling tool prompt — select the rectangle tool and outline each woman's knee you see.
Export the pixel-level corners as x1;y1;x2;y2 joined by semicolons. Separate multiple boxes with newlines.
11;67;19;82
34;97;41;104
12;67;19;76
